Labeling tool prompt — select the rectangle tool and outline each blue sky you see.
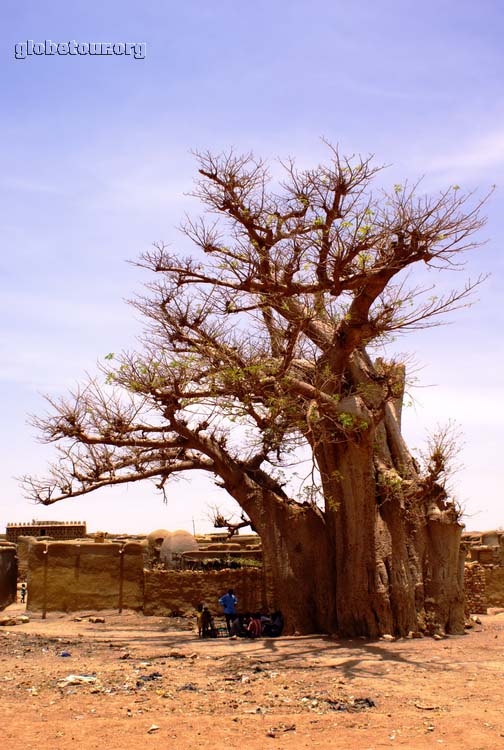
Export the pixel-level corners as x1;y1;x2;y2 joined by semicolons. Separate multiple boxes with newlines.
1;0;503;535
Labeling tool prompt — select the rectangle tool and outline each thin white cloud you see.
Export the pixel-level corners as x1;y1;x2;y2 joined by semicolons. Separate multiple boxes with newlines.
418;129;504;180
403;385;503;432
0;177;63;194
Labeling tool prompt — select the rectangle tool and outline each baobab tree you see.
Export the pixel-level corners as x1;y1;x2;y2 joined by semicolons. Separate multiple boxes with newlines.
23;146;488;637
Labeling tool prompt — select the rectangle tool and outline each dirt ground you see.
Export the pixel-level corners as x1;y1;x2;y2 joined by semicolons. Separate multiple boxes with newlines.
1;603;504;750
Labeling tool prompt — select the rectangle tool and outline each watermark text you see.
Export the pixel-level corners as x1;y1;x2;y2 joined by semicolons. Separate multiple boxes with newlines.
14;40;146;60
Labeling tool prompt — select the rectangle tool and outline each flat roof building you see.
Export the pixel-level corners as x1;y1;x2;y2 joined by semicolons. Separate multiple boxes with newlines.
6;520;86;543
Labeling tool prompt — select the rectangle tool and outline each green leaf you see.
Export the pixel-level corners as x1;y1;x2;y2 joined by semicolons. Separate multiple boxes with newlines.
104;352;114;360
338;412;354;429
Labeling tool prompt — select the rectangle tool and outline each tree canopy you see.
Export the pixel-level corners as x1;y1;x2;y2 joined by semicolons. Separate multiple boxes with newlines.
22;146;488;636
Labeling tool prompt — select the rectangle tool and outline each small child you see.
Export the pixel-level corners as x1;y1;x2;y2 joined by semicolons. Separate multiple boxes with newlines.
20;583;27;604
196;602;203;637
247;612;262;638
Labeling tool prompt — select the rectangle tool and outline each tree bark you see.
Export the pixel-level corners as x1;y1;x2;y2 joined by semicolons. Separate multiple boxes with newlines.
321;442;465;637
311;398;465;638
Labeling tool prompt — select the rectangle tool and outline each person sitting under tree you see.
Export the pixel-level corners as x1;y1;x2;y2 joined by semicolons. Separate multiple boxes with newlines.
201;605;217;638
247;612;262;638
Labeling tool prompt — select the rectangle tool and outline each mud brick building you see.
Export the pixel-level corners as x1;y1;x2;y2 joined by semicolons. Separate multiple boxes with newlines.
6;520;86;543
0;544;17;609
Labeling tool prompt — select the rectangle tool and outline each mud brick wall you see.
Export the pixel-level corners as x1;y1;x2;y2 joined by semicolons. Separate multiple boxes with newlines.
464;562;487;615
0;546;17;610
484;567;504;608
27;541;144;613
467;546;500;565
143;568;270;616
16;536;34;579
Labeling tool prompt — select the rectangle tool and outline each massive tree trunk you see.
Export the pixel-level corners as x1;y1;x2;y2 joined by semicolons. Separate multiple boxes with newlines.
326;436;401;637
226;437;464;638
313;393;465;638
223;391;465;638
207;362;464;639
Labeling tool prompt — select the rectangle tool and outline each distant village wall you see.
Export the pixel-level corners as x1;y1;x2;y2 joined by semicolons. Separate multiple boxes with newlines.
0;546;18;610
6;521;86;543
143;568;270;616
21;532;504;618
27;541;144;613
24;539;273;616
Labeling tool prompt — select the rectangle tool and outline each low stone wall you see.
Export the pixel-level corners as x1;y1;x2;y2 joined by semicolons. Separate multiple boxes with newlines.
143;568;268;616
27;541;144;613
485;566;504;608
463;563;504;614
464;562;487;615
0;546;17;609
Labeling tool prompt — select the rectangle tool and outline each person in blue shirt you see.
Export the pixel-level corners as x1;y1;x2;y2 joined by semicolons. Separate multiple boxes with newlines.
218;589;238;635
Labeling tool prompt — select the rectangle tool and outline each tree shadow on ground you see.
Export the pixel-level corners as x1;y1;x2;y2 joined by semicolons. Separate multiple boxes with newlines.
85;619;465;680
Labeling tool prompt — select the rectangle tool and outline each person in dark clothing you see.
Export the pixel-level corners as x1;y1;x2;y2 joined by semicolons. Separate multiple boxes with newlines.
229;614;243;637
20;583;27;604
269;610;284;637
262;610;284;637
201;606;217;638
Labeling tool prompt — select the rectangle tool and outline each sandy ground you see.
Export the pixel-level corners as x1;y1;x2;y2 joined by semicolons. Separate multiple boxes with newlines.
1;603;504;750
